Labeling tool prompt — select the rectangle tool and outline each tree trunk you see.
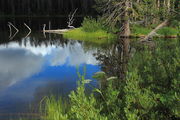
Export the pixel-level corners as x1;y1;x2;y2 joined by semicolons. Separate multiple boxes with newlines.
120;0;131;37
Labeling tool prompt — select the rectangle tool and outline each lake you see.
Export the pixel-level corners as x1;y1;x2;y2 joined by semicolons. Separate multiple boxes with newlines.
0;17;106;119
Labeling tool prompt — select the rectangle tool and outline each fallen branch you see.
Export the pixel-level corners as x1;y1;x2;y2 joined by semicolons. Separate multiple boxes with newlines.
140;20;169;42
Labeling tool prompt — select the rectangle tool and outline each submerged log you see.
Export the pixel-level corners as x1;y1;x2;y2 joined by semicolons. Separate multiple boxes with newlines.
140;20;169;42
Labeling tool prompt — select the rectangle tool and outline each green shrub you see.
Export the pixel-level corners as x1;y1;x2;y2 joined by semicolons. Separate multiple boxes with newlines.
127;38;180;119
81;17;104;32
42;38;179;120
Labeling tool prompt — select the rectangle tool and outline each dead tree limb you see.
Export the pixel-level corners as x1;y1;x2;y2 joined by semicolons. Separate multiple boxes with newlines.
24;23;31;38
42;9;78;34
140;20;169;42
43;24;46;32
8;22;19;32
9;30;18;40
43;24;46;38
8;22;19;40
8;24;12;38
67;8;78;29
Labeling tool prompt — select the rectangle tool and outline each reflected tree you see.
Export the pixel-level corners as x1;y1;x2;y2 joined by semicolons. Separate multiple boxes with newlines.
95;38;131;84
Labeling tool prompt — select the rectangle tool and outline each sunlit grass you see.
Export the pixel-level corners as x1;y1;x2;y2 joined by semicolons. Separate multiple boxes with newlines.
131;25;179;37
131;25;152;36
41;96;68;120
157;27;179;36
63;28;116;45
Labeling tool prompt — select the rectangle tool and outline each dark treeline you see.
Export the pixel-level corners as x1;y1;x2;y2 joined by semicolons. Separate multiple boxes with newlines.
0;0;96;16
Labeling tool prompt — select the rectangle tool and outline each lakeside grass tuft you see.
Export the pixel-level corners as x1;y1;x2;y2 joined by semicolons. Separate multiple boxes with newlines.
63;28;116;44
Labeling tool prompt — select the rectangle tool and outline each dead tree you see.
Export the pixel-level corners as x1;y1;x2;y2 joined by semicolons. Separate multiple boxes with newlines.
42;9;78;34
67;8;78;29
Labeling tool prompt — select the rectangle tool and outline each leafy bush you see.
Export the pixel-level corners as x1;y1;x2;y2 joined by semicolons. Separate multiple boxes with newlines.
127;38;180;119
81;17;104;32
42;38;179;120
81;17;118;33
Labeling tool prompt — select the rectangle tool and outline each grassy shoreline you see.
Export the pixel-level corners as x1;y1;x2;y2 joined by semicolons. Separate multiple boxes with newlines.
63;28;116;44
63;26;179;44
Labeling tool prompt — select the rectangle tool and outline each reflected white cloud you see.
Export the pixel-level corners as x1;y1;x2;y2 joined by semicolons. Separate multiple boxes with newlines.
50;42;98;66
0;39;98;67
0;48;44;91
0;39;98;91
0;38;56;56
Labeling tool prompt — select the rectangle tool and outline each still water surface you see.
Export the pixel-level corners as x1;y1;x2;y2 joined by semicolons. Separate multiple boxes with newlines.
0;17;103;118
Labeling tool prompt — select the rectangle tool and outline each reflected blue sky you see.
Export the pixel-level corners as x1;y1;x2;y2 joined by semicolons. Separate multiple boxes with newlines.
0;38;101;113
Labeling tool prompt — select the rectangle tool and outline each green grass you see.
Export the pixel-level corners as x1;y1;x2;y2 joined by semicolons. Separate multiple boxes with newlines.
157;27;179;36
131;25;152;36
41;96;68;120
131;24;179;36
63;28;116;45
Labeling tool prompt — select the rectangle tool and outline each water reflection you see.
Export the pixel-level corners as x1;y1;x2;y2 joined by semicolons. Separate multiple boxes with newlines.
95;38;130;79
0;48;44;91
0;33;100;115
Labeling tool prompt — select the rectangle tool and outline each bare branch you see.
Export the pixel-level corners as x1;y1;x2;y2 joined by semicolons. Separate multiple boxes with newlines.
24;23;32;38
43;24;47;38
8;22;19;32
67;8;78;29
9;30;18;40
43;24;46;32
8;24;12;38
8;22;19;40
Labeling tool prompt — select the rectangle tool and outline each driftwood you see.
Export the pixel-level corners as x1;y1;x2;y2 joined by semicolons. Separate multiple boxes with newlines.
140;20;169;42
